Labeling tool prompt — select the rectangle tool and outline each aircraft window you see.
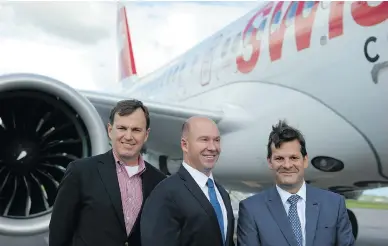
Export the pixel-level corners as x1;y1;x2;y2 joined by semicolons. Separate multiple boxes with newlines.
259;19;267;31
172;66;179;81
231;32;242;53
161;71;168;85
192;56;198;65
246;25;254;37
180;63;186;71
221;38;231;58
245;20;265;38
191;56;198;73
177;64;185;82
174;66;179;74
272;9;282;25
166;68;173;83
214;34;224;44
287;2;298;20
304;1;315;10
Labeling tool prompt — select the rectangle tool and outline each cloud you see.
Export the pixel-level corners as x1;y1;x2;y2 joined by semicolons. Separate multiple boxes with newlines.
0;1;116;90
0;1;113;45
0;38;99;91
0;1;258;91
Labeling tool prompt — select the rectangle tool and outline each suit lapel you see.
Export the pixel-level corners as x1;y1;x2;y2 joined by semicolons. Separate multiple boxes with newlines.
266;187;298;246
305;185;320;246
141;163;153;200
178;166;223;244
97;150;126;233
216;181;234;246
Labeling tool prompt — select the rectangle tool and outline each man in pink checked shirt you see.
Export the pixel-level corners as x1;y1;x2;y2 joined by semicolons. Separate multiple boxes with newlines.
49;99;166;246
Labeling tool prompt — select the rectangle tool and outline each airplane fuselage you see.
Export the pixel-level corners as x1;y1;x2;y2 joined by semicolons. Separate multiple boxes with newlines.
125;1;388;194
1;2;386;245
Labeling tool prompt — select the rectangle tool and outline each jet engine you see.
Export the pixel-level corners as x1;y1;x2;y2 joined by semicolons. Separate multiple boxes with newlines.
0;73;109;238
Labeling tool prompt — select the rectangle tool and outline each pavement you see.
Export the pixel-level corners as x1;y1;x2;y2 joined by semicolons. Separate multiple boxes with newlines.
352;208;388;246
232;208;388;245
1;208;387;245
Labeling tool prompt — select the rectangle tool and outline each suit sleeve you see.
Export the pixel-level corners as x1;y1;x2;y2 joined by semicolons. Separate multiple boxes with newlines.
336;196;355;246
49;161;81;246
230;209;236;246
226;193;235;246
140;183;181;246
237;201;260;246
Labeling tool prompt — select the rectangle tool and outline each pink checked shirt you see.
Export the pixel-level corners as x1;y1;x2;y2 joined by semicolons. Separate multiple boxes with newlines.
113;151;146;235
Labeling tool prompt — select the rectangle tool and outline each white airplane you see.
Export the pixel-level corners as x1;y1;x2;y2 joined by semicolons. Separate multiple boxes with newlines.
0;1;387;245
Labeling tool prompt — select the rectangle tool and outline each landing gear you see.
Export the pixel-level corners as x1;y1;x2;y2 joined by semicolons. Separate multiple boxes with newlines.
158;155;171;176
347;209;358;240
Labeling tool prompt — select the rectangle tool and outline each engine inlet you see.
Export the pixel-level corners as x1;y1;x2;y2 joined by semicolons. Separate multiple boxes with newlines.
0;90;91;219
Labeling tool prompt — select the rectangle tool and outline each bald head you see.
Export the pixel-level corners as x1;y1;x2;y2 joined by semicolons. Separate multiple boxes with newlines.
181;116;218;139
180;116;221;175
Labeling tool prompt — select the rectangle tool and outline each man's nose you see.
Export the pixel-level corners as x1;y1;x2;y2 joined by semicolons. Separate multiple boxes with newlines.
124;130;133;139
283;159;293;168
207;141;217;151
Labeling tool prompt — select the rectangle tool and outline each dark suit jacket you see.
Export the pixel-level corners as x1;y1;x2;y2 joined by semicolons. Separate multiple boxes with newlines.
140;165;235;246
237;184;355;246
49;150;166;246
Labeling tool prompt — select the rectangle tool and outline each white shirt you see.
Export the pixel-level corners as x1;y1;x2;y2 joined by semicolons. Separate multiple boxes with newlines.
276;182;306;246
182;162;228;240
124;165;139;177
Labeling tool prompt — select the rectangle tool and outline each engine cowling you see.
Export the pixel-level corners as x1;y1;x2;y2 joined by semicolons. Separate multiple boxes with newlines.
0;73;109;236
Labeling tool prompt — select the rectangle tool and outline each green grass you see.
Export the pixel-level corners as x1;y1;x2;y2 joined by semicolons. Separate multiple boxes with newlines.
346;199;388;210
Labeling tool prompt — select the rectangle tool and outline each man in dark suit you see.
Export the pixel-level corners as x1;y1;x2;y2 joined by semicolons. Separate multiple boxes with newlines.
237;120;355;246
49;99;166;246
140;116;235;246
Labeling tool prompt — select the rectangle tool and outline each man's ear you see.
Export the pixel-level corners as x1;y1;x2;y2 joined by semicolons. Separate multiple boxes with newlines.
144;127;150;142
181;138;188;152
303;154;309;169
267;158;274;170
107;123;113;139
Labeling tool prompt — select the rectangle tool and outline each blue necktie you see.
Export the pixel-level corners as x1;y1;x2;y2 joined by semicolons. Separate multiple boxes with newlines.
207;178;225;243
287;194;303;246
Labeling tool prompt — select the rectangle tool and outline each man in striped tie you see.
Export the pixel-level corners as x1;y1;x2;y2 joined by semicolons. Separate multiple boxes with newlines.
140;116;235;246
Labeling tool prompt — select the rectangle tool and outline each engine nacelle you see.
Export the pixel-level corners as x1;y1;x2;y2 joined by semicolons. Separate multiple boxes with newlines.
0;73;109;236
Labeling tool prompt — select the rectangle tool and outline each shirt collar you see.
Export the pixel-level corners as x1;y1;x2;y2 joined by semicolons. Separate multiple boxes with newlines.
276;181;306;205
182;161;214;188
112;149;146;174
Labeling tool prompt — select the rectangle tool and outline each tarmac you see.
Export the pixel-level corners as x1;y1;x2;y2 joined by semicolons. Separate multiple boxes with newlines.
232;208;388;245
1;208;387;245
352;208;388;246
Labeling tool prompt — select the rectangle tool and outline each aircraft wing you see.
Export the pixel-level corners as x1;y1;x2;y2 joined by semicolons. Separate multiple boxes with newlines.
80;90;229;160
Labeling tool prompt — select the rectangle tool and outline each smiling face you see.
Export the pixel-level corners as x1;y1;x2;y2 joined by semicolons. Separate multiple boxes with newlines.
108;108;149;165
181;117;221;175
268;139;308;189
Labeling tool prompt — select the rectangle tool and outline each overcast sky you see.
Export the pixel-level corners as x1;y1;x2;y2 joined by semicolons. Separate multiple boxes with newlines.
0;1;258;91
